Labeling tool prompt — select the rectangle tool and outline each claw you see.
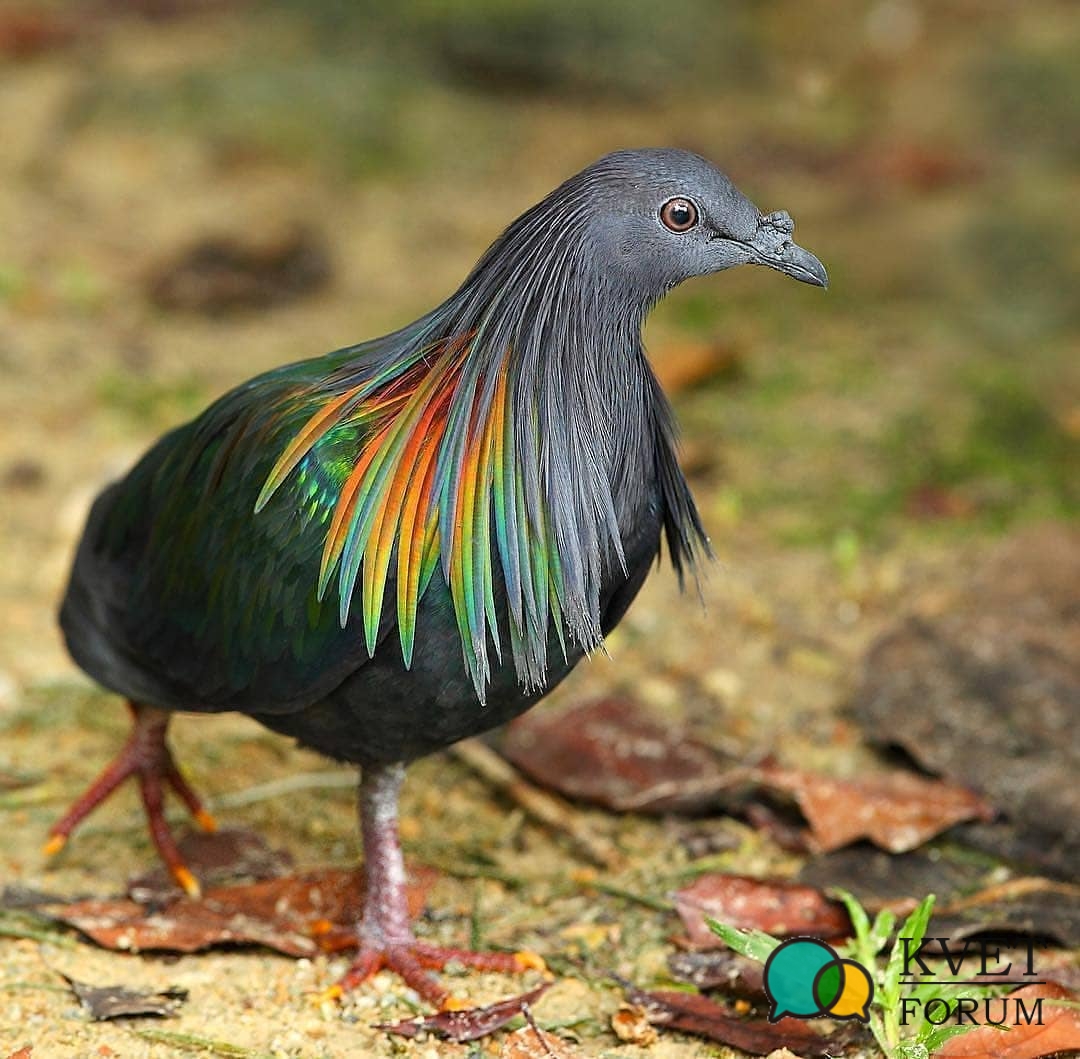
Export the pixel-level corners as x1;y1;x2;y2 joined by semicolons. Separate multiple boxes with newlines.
42;834;67;858
46;701;214;896
513;950;548;974
173;865;202;899
314;983;345;1006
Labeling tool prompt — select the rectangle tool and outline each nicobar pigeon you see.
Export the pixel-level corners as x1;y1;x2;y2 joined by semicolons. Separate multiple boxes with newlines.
53;149;827;1005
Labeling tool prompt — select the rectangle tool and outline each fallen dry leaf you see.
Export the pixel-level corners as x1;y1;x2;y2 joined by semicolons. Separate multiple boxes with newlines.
621;983;860;1055
675;874;851;948
797;846;986;913
377;983;551;1042
934;983;1080;1059
4;1048;32;1059
51;866;433;957
0;10;78;58
502;697;751;813
935;877;1080;949
502;698;988;854
859;140;983;192
501;1023;580;1057
148;227;331;314
668;949;767;997
758;765;994;853
905;482;978;520
61;975;187;1021
127;827;294;903
653;339;743;394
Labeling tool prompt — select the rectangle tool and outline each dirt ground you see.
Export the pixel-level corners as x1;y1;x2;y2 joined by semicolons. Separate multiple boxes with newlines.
0;2;1077;1057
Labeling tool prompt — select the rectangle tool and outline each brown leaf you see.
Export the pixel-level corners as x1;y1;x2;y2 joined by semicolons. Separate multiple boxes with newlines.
127;827;294;903
668;949;767;997
905;483;977;520
935;983;1080;1059
501;1024;580;1057
502;697;750;813
935;878;1080;949
61;975;187;1021
147;227;331;314
860;141;984;192
502;698;990;855
4;1048;32;1059
653;340;743;394
797;847;987;913
622;984;860;1056
52;867;434;957
675;874;851;948
758;765;994;853
378;983;551;1042
0;11;78;58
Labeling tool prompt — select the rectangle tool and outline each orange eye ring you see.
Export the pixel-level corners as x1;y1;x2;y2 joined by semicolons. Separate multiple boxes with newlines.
660;197;698;232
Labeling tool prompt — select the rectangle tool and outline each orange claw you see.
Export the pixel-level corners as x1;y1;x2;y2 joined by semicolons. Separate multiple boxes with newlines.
42;834;67;858
513;950;548;974
46;701;216;899
173;865;202;899
313;984;344;1006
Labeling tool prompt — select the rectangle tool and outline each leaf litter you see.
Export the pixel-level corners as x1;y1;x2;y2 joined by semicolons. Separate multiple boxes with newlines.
934;982;1080;1059
45;828;433;957
674;874;851;948
618;980;863;1055
501;696;993;851
60;973;188;1021
376;982;552;1042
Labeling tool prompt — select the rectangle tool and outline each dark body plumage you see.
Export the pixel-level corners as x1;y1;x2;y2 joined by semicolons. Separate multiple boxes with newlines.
54;149;825;999
61;360;667;765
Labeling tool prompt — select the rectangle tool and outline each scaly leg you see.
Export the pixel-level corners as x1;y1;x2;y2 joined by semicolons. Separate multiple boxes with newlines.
329;762;545;1008
45;701;216;896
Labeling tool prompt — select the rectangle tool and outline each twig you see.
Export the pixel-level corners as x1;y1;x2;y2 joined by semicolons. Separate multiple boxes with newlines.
586;879;673;912
130;1028;272;1057
210;769;356;809
450;739;622;870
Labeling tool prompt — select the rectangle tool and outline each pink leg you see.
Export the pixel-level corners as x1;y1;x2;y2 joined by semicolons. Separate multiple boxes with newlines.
45;701;216;896
328;763;546;1008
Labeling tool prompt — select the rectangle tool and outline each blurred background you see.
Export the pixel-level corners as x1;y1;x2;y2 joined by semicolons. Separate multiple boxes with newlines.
0;2;1077;1052
0;0;1076;693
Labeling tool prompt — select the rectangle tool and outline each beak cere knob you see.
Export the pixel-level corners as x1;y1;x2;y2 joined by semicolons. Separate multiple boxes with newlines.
749;212;829;288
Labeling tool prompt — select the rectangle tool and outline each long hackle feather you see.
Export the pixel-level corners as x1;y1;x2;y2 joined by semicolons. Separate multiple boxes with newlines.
255;153;709;698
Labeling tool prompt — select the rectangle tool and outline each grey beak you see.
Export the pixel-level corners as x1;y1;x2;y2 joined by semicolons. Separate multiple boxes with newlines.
744;210;829;289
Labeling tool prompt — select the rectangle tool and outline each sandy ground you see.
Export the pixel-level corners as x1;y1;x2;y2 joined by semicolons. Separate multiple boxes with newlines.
1;3;1077;1056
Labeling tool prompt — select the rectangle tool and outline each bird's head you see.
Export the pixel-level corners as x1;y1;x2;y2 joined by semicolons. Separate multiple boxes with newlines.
447;147;826;356
575;148;828;301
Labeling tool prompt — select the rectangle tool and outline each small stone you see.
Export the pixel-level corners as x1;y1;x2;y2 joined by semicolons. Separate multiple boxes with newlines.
611;1002;658;1045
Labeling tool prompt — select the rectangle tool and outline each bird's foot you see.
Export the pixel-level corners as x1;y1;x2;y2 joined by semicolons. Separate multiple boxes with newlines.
44;701;216;897
325;939;547;1008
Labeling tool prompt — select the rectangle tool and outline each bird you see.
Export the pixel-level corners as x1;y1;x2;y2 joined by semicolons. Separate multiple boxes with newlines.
51;148;827;1006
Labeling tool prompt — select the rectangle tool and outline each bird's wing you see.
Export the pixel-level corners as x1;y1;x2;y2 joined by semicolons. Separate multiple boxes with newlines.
254;332;584;703
79;354;398;713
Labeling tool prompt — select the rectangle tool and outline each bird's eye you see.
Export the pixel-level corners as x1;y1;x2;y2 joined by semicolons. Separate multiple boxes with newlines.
660;197;698;233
